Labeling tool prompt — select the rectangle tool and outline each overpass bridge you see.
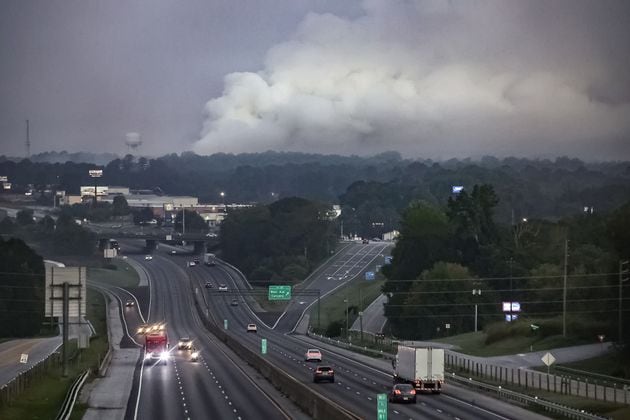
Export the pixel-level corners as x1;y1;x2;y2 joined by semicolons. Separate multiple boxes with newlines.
88;224;219;253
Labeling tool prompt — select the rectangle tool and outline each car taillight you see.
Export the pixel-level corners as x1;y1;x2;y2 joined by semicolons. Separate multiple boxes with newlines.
409;390;416;395
394;389;401;395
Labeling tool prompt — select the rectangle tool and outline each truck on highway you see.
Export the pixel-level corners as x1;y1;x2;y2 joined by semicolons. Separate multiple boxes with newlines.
393;345;444;393
145;332;169;364
203;253;216;266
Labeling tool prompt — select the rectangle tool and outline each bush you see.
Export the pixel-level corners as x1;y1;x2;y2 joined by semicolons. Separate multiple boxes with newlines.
326;320;344;337
484;320;532;345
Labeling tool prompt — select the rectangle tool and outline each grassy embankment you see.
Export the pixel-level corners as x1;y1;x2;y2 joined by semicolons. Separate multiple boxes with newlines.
0;258;138;420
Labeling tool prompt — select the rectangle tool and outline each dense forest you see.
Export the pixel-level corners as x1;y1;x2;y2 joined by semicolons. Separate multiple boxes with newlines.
381;185;630;346
2;153;630;228
2;151;630;346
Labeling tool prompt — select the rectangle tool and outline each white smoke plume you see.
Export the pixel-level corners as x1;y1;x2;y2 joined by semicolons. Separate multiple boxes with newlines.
194;0;630;159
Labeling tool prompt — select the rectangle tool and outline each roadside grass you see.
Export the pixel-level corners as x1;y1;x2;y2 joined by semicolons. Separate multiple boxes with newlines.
0;289;108;420
554;352;630;379
436;330;586;357
309;275;385;334
453;370;629;419
88;258;139;288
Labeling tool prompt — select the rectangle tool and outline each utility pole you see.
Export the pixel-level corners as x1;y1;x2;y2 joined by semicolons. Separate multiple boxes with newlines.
562;239;569;337
62;282;69;377
182;206;186;235
619;260;629;343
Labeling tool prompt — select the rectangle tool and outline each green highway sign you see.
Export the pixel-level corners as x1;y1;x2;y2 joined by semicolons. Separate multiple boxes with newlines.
261;338;267;355
268;285;292;301
377;393;387;419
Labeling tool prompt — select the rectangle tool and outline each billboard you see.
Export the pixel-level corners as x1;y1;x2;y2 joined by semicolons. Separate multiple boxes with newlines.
44;266;87;318
502;302;521;312
80;186;108;197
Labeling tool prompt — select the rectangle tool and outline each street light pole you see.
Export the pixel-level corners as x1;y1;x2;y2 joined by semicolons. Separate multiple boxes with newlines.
562;239;569;337
472;289;482;332
508;257;513;322
619;260;629;343
345;298;349;340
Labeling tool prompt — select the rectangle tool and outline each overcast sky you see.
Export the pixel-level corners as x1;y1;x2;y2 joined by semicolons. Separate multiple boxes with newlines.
1;0;629;160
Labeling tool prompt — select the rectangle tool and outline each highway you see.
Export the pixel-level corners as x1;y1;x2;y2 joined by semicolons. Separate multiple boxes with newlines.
187;242;549;420
103;242;301;420
102;239;550;419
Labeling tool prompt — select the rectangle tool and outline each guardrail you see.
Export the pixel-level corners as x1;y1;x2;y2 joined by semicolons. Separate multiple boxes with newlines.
55;370;90;420
448;372;610;420
553;366;630;387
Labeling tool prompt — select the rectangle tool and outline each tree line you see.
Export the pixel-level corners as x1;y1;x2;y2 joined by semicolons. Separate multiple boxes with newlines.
381;184;630;345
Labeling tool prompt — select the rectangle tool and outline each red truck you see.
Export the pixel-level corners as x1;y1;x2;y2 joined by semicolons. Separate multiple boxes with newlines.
145;332;169;364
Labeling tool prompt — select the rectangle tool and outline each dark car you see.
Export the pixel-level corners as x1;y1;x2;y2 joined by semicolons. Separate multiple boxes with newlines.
313;366;335;383
204;281;213;288
389;384;416;404
125;300;135;307
362;239;369;244
230;299;238;306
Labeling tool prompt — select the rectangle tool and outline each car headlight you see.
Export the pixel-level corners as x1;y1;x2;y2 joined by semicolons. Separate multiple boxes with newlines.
160;351;170;360
191;352;199;358
145;353;152;360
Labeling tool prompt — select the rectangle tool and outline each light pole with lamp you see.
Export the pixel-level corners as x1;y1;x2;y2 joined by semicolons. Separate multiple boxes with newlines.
472;288;482;332
220;191;226;213
344;297;349;341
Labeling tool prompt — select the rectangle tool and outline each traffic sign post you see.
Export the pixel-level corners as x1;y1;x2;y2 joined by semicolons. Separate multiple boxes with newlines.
261;338;267;355
268;285;292;301
541;352;556;375
377;393;387;419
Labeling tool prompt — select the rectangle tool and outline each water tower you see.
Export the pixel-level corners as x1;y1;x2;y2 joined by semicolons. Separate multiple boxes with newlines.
124;132;142;153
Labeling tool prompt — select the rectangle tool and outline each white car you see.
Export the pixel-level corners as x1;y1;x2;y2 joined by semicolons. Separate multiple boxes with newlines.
305;349;322;362
246;324;257;333
205;232;218;238
145;255;153;260
218;284;228;292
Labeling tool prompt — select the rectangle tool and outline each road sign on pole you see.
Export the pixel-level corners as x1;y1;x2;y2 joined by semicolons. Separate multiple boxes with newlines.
377;393;387;419
268;285;292;301
261;338;267;355
541;352;556;374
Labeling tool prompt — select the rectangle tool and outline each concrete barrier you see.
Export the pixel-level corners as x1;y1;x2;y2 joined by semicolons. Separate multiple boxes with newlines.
190;282;361;420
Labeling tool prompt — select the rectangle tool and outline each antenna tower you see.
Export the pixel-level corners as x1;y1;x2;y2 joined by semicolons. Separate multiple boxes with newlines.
26;119;31;158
